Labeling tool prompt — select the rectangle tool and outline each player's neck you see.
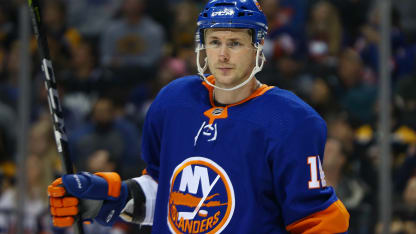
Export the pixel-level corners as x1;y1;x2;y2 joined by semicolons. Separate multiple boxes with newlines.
213;78;260;105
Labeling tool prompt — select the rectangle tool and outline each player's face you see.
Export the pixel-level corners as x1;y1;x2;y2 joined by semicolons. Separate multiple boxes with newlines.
205;29;256;88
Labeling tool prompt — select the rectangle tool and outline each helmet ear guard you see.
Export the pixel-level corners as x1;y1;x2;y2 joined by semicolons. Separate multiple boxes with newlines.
195;0;268;91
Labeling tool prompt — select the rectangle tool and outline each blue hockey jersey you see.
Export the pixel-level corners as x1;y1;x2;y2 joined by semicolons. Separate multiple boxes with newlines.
141;75;349;233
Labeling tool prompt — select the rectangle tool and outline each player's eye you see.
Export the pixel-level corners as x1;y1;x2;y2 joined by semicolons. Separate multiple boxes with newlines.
228;41;242;49
208;40;220;47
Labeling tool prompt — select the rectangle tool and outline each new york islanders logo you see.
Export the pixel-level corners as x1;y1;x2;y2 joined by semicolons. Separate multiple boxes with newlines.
168;157;235;234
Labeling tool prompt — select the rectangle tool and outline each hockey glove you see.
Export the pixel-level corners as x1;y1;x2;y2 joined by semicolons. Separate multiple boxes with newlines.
48;172;129;227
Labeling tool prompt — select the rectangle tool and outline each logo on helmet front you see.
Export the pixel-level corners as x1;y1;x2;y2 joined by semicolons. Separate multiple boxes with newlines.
167;157;235;233
212;9;235;17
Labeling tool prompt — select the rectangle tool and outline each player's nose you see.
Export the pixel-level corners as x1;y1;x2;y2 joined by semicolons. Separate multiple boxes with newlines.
218;45;230;62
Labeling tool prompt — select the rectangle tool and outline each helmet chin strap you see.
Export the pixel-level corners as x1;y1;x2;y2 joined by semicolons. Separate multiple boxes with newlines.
196;43;266;91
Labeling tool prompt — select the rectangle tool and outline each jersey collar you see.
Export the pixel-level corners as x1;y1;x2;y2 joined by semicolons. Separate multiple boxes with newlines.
202;75;273;108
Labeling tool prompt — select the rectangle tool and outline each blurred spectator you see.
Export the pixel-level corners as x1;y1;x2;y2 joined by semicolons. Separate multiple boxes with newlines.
86;149;118;173
356;122;416;192
0;41;24;110
327;114;378;201
327;113;355;156
323;138;370;234
394;0;416;34
28;118;62;177
262;0;292;35
0;40;44;126
0;172;14;233
262;0;309;38
69;97;141;179
128;57;187;126
308;77;341;117
100;0;165;83
42;0;82;73
145;0;172;36
261;0;306;61
331;0;371;45
395;74;416;129
165;1;199;76
355;4;409;80
0;154;53;233
170;1;199;54
375;218;416;234
395;145;416;197
175;44;197;75
403;176;416;207
306;0;343;64
257;54;311;95
256;2;310;94
59;40;115;126
66;0;122;39
24;154;55;233
61;40;101;94
327;48;377;124
279;0;309;34
0;2;17;49
154;58;188;93
25;154;50;207
323;138;366;207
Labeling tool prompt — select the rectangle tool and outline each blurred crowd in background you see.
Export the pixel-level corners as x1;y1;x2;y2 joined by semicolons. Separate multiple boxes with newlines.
0;0;416;233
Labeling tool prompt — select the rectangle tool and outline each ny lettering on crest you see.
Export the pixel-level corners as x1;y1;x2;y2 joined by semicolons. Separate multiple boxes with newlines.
179;165;212;197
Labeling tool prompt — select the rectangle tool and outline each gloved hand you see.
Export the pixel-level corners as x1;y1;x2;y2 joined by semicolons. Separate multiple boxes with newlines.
48;172;129;227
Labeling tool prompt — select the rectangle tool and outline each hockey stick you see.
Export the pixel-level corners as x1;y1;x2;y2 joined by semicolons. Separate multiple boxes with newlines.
27;0;85;233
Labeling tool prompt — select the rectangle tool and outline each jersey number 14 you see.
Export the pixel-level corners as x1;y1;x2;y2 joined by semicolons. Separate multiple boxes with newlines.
307;156;327;189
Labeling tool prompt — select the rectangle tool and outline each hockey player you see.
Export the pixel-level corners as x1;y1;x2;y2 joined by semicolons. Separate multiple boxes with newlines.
48;0;350;233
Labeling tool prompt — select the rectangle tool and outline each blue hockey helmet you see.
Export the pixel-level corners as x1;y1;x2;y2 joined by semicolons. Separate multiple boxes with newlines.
196;0;268;46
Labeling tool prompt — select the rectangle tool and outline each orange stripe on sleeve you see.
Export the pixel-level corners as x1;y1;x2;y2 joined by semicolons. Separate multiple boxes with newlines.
286;200;350;234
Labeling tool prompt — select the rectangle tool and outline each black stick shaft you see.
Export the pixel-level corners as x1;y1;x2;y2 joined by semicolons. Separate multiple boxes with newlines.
27;0;84;233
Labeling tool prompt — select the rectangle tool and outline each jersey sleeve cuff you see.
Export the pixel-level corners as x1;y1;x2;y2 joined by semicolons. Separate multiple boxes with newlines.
133;175;158;225
120;175;158;225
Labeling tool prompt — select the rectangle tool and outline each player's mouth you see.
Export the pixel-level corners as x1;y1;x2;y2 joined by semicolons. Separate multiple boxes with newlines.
217;68;233;76
217;67;233;72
